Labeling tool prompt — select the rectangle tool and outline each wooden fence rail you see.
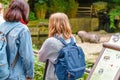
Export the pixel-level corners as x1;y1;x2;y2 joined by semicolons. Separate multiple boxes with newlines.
77;5;97;17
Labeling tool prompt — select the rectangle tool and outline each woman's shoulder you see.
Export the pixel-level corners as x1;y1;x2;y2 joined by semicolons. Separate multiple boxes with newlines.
13;22;29;33
43;37;63;50
44;37;63;46
45;36;76;44
3;21;28;29
45;37;59;43
17;22;29;30
4;21;30;35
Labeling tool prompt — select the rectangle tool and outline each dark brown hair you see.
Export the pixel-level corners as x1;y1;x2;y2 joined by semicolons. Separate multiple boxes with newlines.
4;0;29;24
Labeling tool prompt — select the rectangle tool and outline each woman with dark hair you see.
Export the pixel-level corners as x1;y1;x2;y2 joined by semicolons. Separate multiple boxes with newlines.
0;0;34;80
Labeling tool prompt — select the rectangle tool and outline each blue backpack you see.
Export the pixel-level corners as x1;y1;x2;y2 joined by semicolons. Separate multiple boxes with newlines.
0;22;20;79
54;37;86;80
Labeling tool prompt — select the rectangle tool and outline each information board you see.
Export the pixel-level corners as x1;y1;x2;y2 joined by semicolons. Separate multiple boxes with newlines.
87;33;120;80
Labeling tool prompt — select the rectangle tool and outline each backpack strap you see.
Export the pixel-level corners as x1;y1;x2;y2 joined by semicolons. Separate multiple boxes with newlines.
54;36;75;46
43;59;49;80
59;37;68;46
11;53;19;68
69;37;75;45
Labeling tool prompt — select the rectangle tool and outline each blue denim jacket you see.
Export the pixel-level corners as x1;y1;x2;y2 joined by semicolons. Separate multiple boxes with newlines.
2;22;34;80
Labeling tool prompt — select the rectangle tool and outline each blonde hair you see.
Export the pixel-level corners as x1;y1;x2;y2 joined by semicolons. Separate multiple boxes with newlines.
48;12;72;39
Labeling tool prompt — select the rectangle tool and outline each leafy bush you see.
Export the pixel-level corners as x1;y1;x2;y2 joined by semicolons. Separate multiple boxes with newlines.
34;55;45;80
109;6;120;29
66;0;79;18
93;1;108;13
34;1;47;19
29;11;36;21
47;0;66;14
112;0;120;3
31;0;79;18
0;0;9;9
47;0;78;18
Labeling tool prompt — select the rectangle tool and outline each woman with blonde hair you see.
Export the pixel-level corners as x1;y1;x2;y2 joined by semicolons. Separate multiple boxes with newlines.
38;12;75;80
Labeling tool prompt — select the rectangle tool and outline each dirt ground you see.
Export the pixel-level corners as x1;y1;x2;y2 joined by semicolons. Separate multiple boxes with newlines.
75;31;115;63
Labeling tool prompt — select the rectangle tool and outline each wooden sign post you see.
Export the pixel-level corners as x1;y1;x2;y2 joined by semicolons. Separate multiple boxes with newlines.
87;33;120;80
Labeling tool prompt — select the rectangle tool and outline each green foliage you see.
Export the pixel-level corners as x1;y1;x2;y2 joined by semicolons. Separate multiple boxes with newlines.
78;73;88;80
112;0;120;3
32;44;39;50
48;0;66;14
29;11;36;21
34;55;45;80
48;0;78;18
0;0;9;9
66;0;79;18
109;6;120;29
93;1;108;13
38;0;48;4
34;1;47;19
30;0;79;18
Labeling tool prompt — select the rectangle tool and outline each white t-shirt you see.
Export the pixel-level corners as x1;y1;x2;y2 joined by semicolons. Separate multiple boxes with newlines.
0;14;5;25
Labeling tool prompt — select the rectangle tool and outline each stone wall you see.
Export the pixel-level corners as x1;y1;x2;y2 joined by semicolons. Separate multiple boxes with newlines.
28;18;99;35
70;18;99;34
